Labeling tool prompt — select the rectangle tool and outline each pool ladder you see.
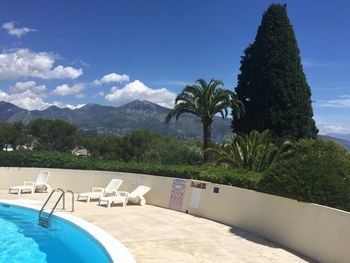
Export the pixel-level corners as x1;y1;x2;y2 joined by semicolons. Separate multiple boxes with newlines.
38;188;75;228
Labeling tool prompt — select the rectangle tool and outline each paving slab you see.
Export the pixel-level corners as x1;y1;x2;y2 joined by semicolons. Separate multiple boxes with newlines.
0;190;313;263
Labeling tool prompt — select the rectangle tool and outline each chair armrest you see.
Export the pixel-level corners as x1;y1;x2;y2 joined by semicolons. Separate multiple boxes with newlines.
116;191;129;197
92;187;105;193
23;181;35;187
36;183;52;192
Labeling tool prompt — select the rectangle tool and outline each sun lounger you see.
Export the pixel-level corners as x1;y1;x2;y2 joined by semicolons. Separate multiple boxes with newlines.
9;171;51;194
98;191;129;208
77;179;123;202
99;185;151;207
127;185;151;205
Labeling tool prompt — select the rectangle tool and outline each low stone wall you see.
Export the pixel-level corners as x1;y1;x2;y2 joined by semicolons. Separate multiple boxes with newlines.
1;167;349;263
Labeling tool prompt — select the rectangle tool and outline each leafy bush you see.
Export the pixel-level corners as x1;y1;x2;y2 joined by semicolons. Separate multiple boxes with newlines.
209;130;292;172
260;139;350;211
140;137;202;165
79;130;202;165
0;122;202;165
29;119;78;151
0;150;260;189
198;166;261;190
2;138;350;212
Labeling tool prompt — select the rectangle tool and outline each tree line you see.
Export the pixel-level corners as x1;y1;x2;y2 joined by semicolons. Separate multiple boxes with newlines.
0;120;202;165
0;119;77;152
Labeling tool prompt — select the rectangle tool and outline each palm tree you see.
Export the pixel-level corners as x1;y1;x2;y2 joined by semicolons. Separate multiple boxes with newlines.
165;79;243;163
209;130;292;172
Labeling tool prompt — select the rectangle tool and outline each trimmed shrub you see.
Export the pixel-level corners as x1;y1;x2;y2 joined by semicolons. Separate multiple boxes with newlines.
198;166;261;190
0;150;260;189
2;139;350;212
260;139;350;211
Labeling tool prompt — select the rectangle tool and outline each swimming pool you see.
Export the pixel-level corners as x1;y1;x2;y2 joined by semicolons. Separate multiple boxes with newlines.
0;201;134;263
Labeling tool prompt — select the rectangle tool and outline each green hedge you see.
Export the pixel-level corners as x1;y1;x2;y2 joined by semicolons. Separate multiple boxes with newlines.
2;140;350;212
260;139;350;211
0;151;261;190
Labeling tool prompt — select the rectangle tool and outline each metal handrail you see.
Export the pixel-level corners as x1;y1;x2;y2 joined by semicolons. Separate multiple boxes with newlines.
65;190;75;212
48;190;65;219
56;188;65;210
38;189;56;219
38;188;64;224
38;188;75;228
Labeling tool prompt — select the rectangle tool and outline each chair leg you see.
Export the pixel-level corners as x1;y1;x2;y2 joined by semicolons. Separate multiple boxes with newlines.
140;197;146;206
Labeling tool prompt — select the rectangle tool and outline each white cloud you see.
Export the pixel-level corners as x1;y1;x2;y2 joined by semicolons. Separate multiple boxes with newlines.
2;21;35;38
52;83;85;96
315;98;350;108
303;59;350;68
0;89;49;110
339;95;350;99
65;104;85;110
0;90;8;101
318;125;350;135
94;73;129;85
51;101;85;110
10;81;46;95
70;58;90;68
0;80;48;110
75;93;85;98
98;91;104;97
153;80;188;86
105;80;176;108
0;88;85;110
0;48;83;79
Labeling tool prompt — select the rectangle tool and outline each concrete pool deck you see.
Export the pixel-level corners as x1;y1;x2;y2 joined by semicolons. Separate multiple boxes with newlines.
0;190;313;263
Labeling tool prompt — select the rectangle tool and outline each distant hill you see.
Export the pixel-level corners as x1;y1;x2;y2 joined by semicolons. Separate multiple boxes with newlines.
0;100;232;141
327;133;350;142
319;135;350;152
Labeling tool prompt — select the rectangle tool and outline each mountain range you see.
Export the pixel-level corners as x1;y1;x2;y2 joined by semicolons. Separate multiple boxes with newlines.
326;133;350;142
0;100;232;141
1;100;350;150
319;135;350;152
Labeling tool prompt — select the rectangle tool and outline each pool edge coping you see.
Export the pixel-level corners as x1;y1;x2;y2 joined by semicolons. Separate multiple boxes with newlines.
0;199;136;263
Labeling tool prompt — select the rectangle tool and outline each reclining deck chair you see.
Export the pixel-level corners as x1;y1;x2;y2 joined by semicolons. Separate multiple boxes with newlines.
99;185;151;207
77;179;123;202
9;171;51;194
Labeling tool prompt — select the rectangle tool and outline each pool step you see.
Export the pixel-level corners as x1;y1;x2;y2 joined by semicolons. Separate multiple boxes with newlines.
39;217;49;228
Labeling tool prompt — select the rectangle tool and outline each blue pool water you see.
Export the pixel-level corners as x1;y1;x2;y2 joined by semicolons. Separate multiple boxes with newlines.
0;203;112;263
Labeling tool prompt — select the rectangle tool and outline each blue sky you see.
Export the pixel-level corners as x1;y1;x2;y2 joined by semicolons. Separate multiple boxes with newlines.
0;0;350;134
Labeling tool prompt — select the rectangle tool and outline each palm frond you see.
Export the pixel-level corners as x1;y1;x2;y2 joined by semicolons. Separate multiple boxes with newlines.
211;130;292;172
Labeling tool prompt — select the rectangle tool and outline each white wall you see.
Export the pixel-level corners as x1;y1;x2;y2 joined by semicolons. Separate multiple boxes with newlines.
1;167;349;263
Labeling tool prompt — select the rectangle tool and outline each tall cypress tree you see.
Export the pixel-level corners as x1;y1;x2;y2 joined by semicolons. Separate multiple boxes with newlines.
232;4;318;139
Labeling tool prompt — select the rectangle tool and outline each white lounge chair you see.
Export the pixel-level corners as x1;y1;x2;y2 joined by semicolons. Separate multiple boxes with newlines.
127;185;151;205
9;171;51;194
98;191;129;208
77;179;123;202
99;185;151;207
